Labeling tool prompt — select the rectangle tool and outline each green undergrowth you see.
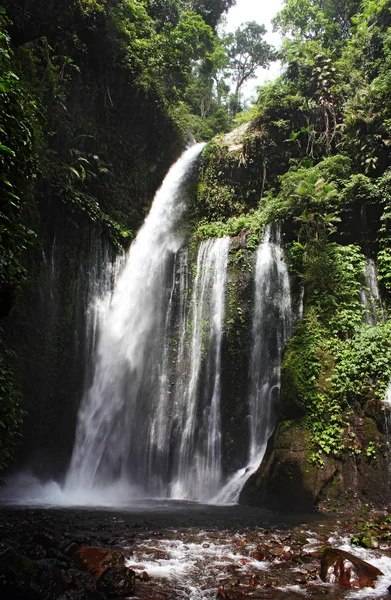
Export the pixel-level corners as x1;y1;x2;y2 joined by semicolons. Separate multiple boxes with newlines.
0;331;25;476
282;313;391;466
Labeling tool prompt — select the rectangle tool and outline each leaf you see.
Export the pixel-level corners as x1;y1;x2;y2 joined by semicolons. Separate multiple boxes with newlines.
0;144;15;156
68;166;81;179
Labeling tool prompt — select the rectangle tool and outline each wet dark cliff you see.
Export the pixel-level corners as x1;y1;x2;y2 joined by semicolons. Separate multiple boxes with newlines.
1;1;184;477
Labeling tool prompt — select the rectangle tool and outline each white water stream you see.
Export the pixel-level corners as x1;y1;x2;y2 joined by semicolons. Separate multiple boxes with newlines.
66;144;205;497
171;237;230;501
361;259;384;325
215;225;292;503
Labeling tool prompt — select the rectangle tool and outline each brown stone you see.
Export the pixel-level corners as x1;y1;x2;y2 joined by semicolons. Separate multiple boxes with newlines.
250;551;264;561
73;547;130;577
320;547;383;589
217;588;247;599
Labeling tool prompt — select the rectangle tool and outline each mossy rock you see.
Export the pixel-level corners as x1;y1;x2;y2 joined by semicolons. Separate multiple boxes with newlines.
239;415;391;512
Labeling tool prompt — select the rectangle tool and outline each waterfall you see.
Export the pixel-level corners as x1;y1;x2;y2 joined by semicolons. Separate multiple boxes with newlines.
248;225;292;461
170;237;230;502
81;240;125;395
66;144;204;497
361;259;384;325
215;225;292;504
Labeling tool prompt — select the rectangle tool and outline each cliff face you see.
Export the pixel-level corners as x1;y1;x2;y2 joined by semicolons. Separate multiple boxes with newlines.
195;121;391;512
1;1;185;477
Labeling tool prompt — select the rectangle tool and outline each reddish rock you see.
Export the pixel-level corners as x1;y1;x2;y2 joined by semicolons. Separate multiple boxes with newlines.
217;588;247;599
73;547;130;577
134;591;169;600
320;547;383;589
138;571;151;581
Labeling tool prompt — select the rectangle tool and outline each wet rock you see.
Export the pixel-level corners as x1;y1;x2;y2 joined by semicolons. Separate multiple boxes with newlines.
320;547;383;588
217;588;247;599
25;544;47;560
60;541;80;558
137;570;150;581
31;531;62;551
0;545;36;597
60;567;97;591
304;565;317;573
30;558;65;600
57;591;106;600
97;566;136;596
351;534;376;549
135;592;169;600
73;546;130;577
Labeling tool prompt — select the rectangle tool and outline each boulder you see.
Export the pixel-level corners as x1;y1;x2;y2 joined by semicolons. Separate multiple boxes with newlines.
97;566;136;596
31;531;62;551
73;546;130;577
320;547;383;588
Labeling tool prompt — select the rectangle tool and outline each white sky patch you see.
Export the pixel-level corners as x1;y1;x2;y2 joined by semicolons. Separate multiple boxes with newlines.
224;0;284;100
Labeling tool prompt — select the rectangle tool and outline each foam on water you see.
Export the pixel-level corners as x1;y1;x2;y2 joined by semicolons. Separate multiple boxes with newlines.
126;533;268;600
336;537;391;599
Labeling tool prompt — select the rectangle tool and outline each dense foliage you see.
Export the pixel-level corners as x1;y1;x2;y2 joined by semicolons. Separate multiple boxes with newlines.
197;0;391;469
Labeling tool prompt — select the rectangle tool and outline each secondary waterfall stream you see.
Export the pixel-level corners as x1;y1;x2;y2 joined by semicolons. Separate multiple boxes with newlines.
170;237;230;501
215;225;292;503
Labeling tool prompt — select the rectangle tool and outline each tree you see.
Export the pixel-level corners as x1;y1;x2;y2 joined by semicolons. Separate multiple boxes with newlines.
273;0;362;46
226;21;275;101
187;0;236;30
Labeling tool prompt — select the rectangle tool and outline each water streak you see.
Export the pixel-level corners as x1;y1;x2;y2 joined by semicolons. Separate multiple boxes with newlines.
216;225;292;503
171;237;230;501
361;259;384;326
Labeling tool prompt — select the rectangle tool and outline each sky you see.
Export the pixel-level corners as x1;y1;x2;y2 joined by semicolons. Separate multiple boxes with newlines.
224;0;284;100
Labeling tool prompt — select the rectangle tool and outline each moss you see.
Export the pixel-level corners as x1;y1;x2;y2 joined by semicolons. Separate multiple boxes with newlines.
195;132;267;222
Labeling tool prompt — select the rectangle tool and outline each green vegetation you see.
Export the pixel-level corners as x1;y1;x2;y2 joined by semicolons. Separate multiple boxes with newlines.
196;0;391;470
0;336;24;477
1;0;253;475
2;0;391;491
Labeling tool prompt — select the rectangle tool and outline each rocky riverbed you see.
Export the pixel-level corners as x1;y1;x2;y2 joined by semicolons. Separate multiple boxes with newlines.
1;501;391;599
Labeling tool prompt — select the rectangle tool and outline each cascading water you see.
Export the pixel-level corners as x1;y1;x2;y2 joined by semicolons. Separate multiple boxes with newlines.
215;225;292;503
170;237;230;501
66;144;205;498
360;259;384;325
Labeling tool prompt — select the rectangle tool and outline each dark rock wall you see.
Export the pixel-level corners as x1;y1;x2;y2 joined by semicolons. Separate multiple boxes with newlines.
3;205;110;477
